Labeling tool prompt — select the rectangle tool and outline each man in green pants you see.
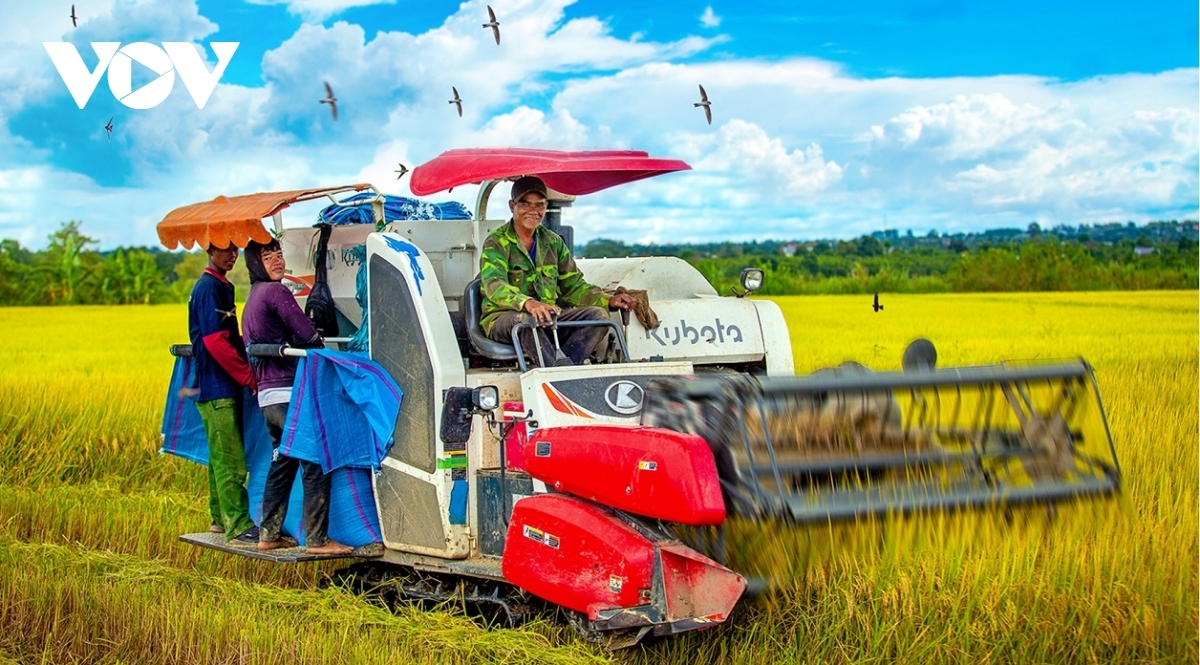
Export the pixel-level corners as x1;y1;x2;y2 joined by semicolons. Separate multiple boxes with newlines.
188;243;259;542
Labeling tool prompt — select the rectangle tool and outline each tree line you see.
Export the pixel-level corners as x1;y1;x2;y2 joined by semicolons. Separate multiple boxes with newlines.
582;221;1199;296
0;221;241;306
0;219;1195;306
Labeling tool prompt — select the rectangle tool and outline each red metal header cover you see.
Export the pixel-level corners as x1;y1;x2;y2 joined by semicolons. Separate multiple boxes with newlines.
156;184;372;250
408;148;691;197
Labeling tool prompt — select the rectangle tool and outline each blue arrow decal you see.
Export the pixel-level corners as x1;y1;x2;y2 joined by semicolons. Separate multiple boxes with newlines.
382;235;425;296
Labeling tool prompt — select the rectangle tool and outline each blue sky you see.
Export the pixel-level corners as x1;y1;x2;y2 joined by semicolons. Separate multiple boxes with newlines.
2;0;1197;249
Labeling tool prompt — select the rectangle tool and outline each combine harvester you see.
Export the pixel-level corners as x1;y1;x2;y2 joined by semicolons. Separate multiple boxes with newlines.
157;148;1121;647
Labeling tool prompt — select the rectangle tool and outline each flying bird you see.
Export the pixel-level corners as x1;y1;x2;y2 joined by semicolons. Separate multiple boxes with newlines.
694;84;712;125
872;293;884;313
104;116;113;141
483;5;500;45
320;81;338;121
70;4;78;27
449;86;462;117
394;162;409;180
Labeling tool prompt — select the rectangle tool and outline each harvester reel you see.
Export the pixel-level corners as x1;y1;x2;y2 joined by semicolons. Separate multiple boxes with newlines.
643;349;1121;524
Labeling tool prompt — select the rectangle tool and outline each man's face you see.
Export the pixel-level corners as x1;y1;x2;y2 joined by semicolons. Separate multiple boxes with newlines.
260;248;286;281
509;193;548;234
207;245;239;273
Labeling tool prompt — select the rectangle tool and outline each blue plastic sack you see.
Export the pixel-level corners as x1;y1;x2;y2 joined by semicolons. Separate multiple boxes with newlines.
160;355;389;547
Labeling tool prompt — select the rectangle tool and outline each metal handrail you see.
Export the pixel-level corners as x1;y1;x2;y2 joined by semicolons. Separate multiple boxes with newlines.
170;343;317;358
510;319;630;372
246;344;309;358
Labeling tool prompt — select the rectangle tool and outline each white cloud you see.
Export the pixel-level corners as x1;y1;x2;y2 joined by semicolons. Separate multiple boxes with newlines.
0;163;191;249
692;120;843;200
352;140;415;192
472;106;592;148
0;167;63;247
629;119;842;215
700;6;721;28
864;91;1199;217
868;94;1067;159
557;120;843;244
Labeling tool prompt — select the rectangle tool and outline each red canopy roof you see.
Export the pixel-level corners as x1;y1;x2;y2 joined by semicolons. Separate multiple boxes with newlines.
409;148;691;197
156;184;372;250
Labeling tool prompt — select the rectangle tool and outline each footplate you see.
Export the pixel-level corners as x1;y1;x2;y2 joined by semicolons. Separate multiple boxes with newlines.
179;532;384;563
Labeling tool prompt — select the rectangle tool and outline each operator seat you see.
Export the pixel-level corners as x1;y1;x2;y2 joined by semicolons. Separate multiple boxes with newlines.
464;278;520;361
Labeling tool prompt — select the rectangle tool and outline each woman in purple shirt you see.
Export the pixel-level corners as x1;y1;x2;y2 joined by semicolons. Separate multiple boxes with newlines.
242;239;351;555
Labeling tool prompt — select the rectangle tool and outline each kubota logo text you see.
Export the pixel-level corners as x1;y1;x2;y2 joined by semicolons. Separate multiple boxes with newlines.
645;318;744;346
43;42;238;110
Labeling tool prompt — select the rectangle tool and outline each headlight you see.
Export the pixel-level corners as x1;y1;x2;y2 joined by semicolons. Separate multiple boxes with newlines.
740;268;764;293
472;385;499;411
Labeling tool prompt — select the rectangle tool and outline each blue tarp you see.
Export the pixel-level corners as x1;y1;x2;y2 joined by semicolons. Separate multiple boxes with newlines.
281;349;403;473
160;351;403;547
319;193;471;226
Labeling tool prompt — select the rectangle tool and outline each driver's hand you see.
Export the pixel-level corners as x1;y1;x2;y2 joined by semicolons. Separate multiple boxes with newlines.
609;293;636;310
523;299;560;326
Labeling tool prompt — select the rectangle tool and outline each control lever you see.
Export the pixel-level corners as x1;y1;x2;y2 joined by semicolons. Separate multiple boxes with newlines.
548;312;573;367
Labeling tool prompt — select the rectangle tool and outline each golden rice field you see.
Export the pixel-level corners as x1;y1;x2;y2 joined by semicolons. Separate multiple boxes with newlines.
0;291;1196;664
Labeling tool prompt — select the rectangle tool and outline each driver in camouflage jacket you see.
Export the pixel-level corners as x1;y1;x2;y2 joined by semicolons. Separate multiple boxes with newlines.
479;176;636;366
